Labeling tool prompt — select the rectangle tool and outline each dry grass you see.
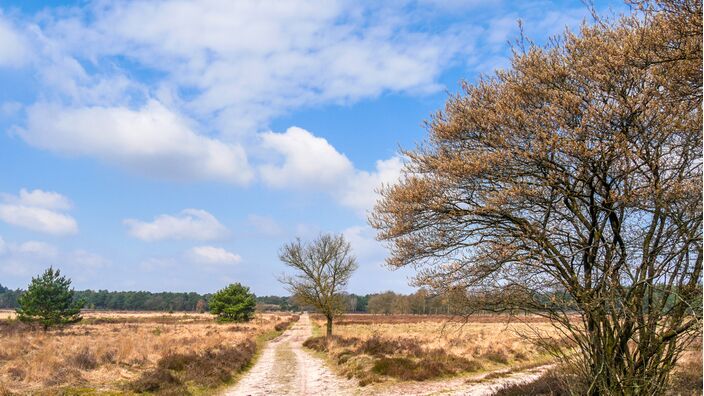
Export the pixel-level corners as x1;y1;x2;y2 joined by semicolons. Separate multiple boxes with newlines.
307;314;561;385
0;310;296;394
667;338;703;396
494;336;703;396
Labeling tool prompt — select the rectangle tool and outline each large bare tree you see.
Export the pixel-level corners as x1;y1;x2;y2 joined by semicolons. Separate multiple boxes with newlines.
370;1;702;394
278;233;358;337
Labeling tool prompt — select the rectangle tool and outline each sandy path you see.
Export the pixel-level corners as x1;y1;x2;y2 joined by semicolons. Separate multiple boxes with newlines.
224;313;356;396
364;365;551;396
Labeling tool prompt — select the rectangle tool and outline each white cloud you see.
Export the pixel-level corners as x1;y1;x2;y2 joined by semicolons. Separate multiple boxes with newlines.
259;126;404;214
20;101;253;184
124;209;228;241
0;16;31;67
4;1;472;186
343;225;386;261
0;189;78;235
45;1;466;133
2;188;73;210
188;246;241;265
260;127;354;188
337;156;405;214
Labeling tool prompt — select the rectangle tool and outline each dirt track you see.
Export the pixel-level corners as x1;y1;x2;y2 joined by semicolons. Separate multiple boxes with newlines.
224;313;356;396
225;313;548;396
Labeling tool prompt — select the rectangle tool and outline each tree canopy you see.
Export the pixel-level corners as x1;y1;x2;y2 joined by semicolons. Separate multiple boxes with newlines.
371;0;702;394
279;233;358;336
16;267;84;330
209;283;257;322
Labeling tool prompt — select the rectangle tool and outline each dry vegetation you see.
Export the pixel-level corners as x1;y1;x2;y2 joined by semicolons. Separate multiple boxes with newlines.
495;336;703;396
0;310;298;395
306;314;562;386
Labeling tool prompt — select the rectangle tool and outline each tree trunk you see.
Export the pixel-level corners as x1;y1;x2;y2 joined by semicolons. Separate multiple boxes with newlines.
326;316;333;337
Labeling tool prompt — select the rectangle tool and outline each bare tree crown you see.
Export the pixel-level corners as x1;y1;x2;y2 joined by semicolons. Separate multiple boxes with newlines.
278;233;358;335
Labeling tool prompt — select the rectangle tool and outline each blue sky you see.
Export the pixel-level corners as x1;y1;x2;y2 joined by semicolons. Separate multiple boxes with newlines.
0;0;625;295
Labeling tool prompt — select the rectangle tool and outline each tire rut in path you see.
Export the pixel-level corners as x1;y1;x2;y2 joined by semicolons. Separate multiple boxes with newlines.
224;313;355;396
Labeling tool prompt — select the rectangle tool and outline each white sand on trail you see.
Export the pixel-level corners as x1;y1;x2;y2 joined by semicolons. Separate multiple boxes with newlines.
224;313;356;396
224;312;550;396
364;365;551;396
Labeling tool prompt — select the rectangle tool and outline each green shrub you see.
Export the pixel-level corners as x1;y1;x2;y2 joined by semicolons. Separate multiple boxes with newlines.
16;267;84;330
208;283;256;323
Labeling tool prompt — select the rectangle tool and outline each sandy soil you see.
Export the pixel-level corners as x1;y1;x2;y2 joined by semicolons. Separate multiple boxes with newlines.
224;313;356;396
364;365;551;396
225;312;549;396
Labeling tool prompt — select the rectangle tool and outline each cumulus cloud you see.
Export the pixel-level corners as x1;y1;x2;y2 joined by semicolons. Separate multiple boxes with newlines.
188;246;242;265
20;101;253;184
259;126;404;214
0;189;78;235
124;209;228;241
260;127;354;188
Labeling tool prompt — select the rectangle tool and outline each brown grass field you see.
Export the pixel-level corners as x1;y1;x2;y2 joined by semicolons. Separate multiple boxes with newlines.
0;311;699;395
306;313;563;386
307;314;702;394
0;310;298;395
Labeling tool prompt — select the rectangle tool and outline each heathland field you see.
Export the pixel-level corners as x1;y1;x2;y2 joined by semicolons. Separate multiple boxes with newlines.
304;314;702;395
305;314;561;387
0;310;298;395
0;311;700;395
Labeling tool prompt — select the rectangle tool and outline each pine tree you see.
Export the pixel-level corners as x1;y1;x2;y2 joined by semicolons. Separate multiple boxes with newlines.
208;283;256;322
16;267;84;330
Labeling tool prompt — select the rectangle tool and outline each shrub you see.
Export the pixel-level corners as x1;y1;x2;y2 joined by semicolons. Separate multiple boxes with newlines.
16;267;84;330
131;339;257;391
372;357;417;378
178;340;256;386
129;368;183;393
208;283;256;323
311;334;483;383
303;336;329;352
358;336;423;357
70;347;98;370
43;367;83;386
482;349;509;364
100;349;117;364
6;366;25;381
371;353;481;381
274;321;291;331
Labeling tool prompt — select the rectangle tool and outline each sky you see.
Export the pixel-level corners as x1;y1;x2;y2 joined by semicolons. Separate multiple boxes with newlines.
0;0;626;295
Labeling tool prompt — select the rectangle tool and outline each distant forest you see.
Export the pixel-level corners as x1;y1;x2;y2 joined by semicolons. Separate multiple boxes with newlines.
0;284;301;312
0;283;481;314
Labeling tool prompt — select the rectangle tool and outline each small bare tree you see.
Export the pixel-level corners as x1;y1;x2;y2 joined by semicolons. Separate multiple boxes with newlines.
278;234;358;337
